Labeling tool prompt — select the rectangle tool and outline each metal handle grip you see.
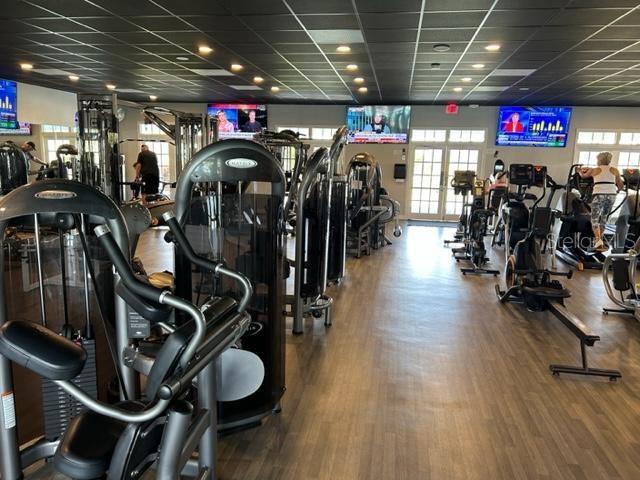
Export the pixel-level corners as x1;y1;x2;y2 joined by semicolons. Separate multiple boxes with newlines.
162;212;253;311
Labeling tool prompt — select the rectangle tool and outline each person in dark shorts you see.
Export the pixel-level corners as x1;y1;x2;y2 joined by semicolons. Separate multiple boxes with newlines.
135;144;160;201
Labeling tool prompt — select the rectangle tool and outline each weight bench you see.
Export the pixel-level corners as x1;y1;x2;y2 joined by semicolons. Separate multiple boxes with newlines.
548;301;621;380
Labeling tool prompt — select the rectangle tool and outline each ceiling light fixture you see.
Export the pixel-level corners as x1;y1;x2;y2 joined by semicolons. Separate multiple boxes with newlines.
453;87;463;92
433;43;450;52
176;56;189;61
106;84;116;90
358;87;368;93
253;76;264;83
198;45;213;54
353;77;364;84
20;63;33;70
149;95;158;101
346;64;358;71
485;44;501;51
472;64;485;69
271;86;280;92
230;64;243;72
68;75;79;81
461;77;472;82
336;45;351;53
519;87;530;91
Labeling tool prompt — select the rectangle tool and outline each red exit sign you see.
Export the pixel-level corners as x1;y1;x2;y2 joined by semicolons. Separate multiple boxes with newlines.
446;103;459;114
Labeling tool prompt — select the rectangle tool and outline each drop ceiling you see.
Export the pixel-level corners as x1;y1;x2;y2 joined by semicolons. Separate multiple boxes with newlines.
1;0;640;105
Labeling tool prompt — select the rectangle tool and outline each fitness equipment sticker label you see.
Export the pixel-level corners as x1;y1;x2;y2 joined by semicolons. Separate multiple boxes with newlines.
1;391;16;429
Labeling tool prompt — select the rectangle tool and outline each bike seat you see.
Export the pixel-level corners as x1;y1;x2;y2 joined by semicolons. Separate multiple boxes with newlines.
0;321;86;381
54;401;144;479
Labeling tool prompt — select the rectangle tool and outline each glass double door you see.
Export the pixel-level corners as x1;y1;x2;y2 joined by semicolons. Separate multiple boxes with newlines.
408;145;481;221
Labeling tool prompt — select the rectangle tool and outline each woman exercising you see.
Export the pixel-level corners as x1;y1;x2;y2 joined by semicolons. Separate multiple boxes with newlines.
579;151;623;251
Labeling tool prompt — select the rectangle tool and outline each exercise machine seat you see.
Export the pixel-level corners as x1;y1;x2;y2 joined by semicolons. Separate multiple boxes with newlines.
53;402;144;479
0;321;86;380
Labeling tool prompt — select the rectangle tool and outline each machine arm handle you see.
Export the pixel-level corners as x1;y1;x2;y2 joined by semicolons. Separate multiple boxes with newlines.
162;212;253;312
95;224;206;368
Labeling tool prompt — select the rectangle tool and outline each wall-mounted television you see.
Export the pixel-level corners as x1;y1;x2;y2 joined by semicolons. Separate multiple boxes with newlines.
0;79;18;130
0;121;31;136
496;106;572;147
207;103;267;140
346;105;411;144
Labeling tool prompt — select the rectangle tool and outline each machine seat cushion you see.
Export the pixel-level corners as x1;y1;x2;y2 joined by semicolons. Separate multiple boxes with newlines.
0;321;86;380
53;401;144;479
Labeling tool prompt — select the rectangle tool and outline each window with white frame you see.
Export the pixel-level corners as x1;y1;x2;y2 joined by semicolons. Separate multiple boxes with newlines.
446;149;479;215
46;139;71;162
576;131;617;145
620;132;640;146
617;151;640;170
139;123;165;136
42;124;71;133
277;127;310;138
449;129;485;143
311;127;335;140
576;150;601;167
411;129;447;143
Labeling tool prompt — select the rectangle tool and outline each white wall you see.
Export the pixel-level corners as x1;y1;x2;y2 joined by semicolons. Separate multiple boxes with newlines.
17;82;76;126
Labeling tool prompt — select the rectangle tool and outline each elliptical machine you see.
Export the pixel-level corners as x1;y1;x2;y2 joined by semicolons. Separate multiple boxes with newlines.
447;171;499;276
496;164;621;381
554;164;605;270
613;168;640;251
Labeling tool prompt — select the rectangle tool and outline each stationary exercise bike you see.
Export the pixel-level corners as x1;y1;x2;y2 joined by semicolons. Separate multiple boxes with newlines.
496;164;621;380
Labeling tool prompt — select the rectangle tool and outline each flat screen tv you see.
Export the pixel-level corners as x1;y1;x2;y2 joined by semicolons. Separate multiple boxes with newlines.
496;106;572;147
207;103;267;140
0;79;18;130
346;105;411;144
0;122;31;136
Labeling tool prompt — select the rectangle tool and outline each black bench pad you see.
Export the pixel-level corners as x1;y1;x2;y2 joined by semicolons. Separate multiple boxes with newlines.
0;321;86;380
54;402;144;479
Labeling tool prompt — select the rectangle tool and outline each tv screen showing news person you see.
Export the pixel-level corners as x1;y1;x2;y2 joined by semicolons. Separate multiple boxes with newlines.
346;105;411;144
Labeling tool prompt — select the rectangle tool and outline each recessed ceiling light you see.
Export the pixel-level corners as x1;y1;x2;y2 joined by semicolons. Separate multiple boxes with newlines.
358;87;368;93
106;84;116;90
431;63;441;69
353;77;364;84
198;45;213;54
519;87;530;91
20;63;33;70
346;64;358;71
472;64;485;69
433;43;450;52
461;77;472;82
271;86;280;92
149;95;158;101
68;75;79;81
485;44;501;51
336;45;351;53
176;56;189;61
230;63;243;72
253;76;264;83
453;87;463;92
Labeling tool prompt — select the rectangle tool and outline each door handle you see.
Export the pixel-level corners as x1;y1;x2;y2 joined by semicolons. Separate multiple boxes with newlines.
440;170;445;188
